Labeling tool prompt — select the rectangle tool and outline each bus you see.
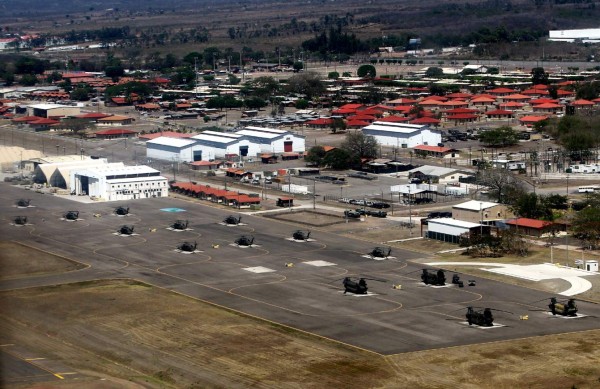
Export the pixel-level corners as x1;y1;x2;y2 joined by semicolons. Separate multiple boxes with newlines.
578;185;600;193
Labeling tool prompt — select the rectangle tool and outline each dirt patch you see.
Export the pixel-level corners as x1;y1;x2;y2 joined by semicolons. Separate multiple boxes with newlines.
3;279;600;389
0;241;85;280
266;210;349;227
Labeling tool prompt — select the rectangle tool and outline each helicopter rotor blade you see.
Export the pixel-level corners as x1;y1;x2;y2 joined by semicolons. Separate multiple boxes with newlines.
362;277;388;283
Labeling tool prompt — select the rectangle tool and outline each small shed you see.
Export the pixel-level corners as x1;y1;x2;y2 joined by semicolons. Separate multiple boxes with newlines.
276;197;294;207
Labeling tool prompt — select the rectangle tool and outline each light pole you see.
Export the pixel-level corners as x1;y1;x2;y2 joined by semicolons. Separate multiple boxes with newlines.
480;201;484;236
56;144;59;156
408;185;412;235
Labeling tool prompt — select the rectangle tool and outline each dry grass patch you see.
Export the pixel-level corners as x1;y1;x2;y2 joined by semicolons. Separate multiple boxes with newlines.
0;240;85;279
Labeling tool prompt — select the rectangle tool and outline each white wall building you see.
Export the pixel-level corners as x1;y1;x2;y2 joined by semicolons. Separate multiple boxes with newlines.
146;137;197;163
27;103;81;118
549;28;600;43
234;126;305;154
427;218;487;244
145;127;306;163
70;164;168;201
190;131;260;161
361;122;442;148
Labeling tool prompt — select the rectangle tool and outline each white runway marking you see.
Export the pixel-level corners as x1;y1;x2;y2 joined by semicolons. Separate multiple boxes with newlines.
303;260;336;267
244;266;276;273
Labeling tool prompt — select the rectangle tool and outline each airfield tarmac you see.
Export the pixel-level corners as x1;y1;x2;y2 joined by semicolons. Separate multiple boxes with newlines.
1;184;600;356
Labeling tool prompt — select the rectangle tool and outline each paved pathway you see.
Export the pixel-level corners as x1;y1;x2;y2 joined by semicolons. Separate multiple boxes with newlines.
425;261;598;296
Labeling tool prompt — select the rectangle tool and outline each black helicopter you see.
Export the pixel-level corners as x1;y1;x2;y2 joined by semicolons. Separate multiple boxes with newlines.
115;206;130;216
64;211;80;221
549;297;578;316
369;247;392;259
171;220;189;230
177;241;198;252
223;215;242;225
118;225;135;235
235;235;254;246
341;277;386;294
421;269;446;286
466;307;495;326
292;230;311;241
343;277;369;294
16;199;30;207
14;216;28;225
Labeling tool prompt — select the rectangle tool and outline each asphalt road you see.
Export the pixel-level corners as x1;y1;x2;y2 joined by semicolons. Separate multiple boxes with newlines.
1;183;599;356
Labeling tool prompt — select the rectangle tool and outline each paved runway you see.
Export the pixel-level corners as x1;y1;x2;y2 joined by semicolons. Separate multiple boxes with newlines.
1;184;600;355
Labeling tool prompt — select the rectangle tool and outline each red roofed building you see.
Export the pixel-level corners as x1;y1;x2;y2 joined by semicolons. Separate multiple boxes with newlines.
519;115;549;126
75;112;112;121
29;117;60;131
413;145;459;159
446;92;472;100
94;128;137;139
387;98;417;106
499;101;525;111
501;93;531;101
346;119;371;128
377;115;410;123
504;218;562;237
305;118;333;128
571;99;595;107
484;109;513;119
410;116;441;126
446;113;478;124
189;160;223;171
488;87;517;96
556;89;575;98
532;103;563;114
470;96;496;107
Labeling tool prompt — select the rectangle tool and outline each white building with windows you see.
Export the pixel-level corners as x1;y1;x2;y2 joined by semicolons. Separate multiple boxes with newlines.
549;28;600;43
70;164;168;201
190;131;260;162
361;122;442;148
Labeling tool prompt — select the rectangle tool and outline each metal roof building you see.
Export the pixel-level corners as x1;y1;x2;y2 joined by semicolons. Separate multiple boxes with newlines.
362;121;442;148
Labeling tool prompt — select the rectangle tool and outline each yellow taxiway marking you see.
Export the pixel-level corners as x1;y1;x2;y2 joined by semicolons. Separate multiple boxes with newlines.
25;357;46;361
0;344;15;347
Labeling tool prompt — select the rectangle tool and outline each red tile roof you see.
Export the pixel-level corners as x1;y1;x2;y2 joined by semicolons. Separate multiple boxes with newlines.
377;115;410;122
410;117;441;124
446;114;478;120
488;87;517;94
572;99;595;106
414;145;453;153
445;108;478;114
519;115;548;123
505;218;553;229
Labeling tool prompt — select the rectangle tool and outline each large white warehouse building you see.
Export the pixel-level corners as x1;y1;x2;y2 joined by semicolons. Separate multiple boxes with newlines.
361;122;442;148
146;126;305;162
70;164;168;201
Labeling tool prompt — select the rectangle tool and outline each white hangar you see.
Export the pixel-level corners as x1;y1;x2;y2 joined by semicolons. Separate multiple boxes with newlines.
361;122;442;148
70;164;168;201
234;126;305;154
190;131;260;161
146;137;197;162
145;126;306;162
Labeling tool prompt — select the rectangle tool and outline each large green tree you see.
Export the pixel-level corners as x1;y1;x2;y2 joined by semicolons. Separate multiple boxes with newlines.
285;72;325;99
479;126;518;147
341;131;379;161
572;205;600;249
357;64;376;78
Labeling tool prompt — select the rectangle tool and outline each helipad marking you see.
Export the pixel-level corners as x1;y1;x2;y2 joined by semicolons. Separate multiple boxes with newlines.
303;260;336;267
338;291;378;297
244;266;276;273
460;321;506;329
543;312;588;319
160;207;186;212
